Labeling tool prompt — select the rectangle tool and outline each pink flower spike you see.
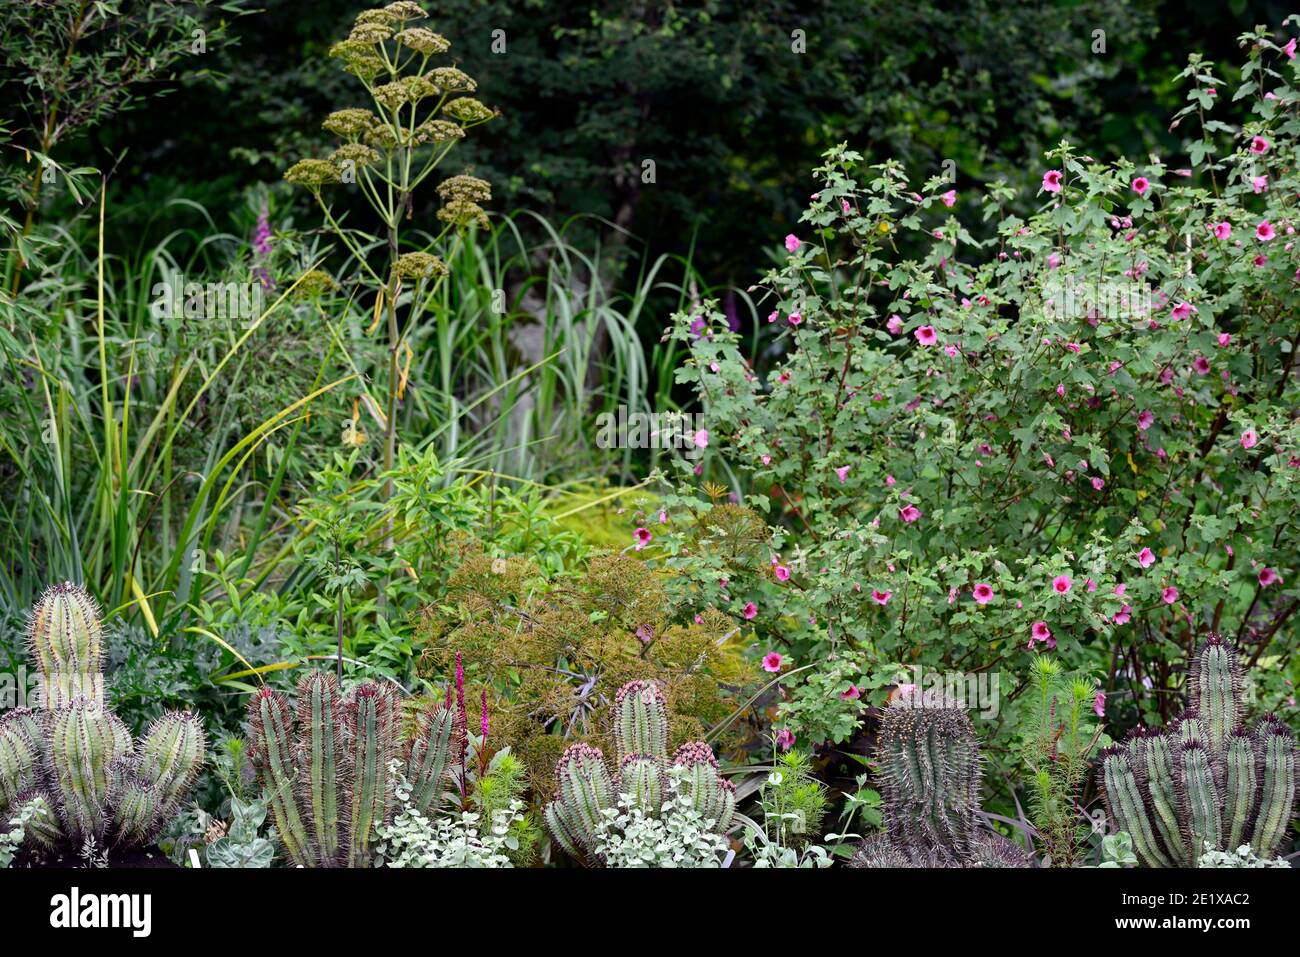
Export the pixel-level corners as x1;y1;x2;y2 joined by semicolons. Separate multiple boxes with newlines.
1042;169;1063;193
1052;575;1073;594
972;583;994;605
743;601;758;620
784;234;801;253
871;589;892;605
633;527;652;551
762;652;784;673
1162;586;1179;605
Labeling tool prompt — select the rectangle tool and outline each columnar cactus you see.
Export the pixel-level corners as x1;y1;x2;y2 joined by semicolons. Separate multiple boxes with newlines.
850;700;1028;868
542;679;735;865
0;583;205;855
1100;635;1298;867
247;669;460;867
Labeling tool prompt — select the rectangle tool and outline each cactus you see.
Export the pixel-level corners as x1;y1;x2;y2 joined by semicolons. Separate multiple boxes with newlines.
247;669;458;867
0;584;205;856
1100;635;1299;867
542;679;735;865
849;700;1029;868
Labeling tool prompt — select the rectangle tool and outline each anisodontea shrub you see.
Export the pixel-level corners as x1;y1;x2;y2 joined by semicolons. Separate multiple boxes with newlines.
654;26;1300;746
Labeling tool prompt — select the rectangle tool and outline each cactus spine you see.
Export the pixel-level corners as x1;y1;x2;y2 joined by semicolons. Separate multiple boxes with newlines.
1100;635;1299;866
542;679;735;865
0;584;205;856
850;700;1028;868
247;669;458;867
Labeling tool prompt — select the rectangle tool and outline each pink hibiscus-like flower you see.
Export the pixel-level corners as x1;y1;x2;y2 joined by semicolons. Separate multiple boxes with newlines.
1131;177;1150;195
1029;621;1054;649
1091;476;1105;491
915;325;938;345
1162;586;1179;604
1217;333;1231;347
1137;410;1155;431
1286;37;1297;59
1258;567;1281;587
1170;301;1195;321
1213;221;1232;240
941;189;957;207
835;465;851;484
886;314;904;335
743;601;758;620
972;583;995;605
1257;221;1276;241
784;234;801;253
1113;604;1132;625
774;565;791;582
633;527;652;551
871;589;892;605
1192;356;1211;375
1052;574;1073;594
1137;547;1156;568
1250;135;1270;154
839;685;861;701
1042;169;1063;193
693;429;709;449
1253;175;1269;194
1093;691;1106;718
762;652;784;673
1241;429;1258;450
775;728;796;751
899;505;922;523
788;312;803;326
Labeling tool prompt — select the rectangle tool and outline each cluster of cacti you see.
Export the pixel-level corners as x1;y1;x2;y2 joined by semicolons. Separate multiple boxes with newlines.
247;670;462;867
0;583;205;854
1100;635;1298;867
543;679;736;864
850;700;1029;868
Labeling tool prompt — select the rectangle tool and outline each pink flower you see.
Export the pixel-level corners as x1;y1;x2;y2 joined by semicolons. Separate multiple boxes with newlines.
941;189;957;207
1131;177;1150;195
774;565;791;582
784;234;801;253
1213;221;1232;240
1137;547;1156;568
693;429;709;448
1241;429;1258;450
915;325;938;345
1137;410;1155;431
972;583;994;605
1257;221;1276;242
1086;578;1098;592
885;474;896;486
839;685;861;701
1114;583;1127;597
1162;586;1179;604
1170;301;1195;321
872;589;892;605
1042;169;1063;193
1113;604;1132;625
886;314;904;335
1193;356;1211;375
743;601;758;620
775;728;796;751
1217;333;1231;347
1094;691;1106;718
1250;135;1270;154
658;510;668;524
1253;175;1269;194
1091;476;1105;491
1258;567;1281;587
633;527;652;551
788;312;803;326
899;505;922;523
835;465;851;484
1052;575;1073;594
1029;621;1054;649
762;652;784;673
1286;37;1297;59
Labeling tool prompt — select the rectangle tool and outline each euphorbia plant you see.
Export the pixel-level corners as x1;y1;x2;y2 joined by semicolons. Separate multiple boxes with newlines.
283;1;497;564
655;25;1300;747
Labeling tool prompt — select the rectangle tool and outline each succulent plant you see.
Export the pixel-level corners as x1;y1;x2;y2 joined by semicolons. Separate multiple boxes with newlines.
247;669;462;867
543;679;735;865
1100;635;1298;867
0;583;205;855
849;699;1029;868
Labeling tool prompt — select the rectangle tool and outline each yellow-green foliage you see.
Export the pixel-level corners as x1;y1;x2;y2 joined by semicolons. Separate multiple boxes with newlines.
539;486;662;552
415;537;752;794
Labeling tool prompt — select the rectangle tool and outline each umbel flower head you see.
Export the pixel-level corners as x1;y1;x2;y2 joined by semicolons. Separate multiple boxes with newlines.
290;269;339;300
396;27;449;55
330;143;381;169
442;98;496;124
392;251;449;282
284;158;341;190
323;108;379;139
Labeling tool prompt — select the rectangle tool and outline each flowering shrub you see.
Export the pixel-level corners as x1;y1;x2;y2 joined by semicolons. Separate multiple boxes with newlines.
656;28;1300;744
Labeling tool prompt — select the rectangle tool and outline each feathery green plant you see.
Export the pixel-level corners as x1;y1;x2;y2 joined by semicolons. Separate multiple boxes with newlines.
1100;635;1298;867
850;700;1028;868
0;583;205;855
543;679;735;865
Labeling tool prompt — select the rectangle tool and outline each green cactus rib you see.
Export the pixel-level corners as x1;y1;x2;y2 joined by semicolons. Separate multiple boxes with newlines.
132;712;205;828
248;687;312;867
114;781;160;846
27;583;104;710
297;672;342;866
617;755;663;813
614;680;668;762
49;704;119;844
406;705;457;816
0;724;40;814
346;683;397;867
1100;636;1298;867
